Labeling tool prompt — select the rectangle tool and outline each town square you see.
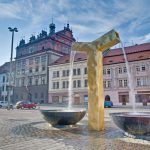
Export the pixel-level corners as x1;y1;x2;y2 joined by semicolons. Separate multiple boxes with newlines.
0;0;150;150
0;106;150;150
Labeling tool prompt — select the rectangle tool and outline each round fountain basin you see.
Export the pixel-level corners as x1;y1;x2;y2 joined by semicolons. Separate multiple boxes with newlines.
40;109;86;126
110;112;150;136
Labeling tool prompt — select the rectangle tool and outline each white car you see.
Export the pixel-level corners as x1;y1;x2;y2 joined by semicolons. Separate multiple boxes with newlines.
0;101;13;109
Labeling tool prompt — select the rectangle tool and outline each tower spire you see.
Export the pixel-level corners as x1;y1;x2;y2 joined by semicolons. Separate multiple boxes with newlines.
49;18;55;35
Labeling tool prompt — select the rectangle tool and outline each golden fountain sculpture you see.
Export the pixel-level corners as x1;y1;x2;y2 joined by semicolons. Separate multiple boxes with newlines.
72;29;120;131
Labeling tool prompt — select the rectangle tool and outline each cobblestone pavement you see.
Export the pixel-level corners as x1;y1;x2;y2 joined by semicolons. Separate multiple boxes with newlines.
0;107;150;150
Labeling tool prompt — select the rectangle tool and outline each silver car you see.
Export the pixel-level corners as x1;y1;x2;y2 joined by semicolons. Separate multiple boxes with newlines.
0;101;13;109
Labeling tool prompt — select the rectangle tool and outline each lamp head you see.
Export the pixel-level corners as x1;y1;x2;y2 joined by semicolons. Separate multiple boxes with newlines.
14;27;18;32
8;27;18;32
8;27;13;32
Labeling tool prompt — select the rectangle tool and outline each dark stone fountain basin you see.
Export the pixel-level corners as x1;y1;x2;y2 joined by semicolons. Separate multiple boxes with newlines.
110;112;150;136
40;109;86;126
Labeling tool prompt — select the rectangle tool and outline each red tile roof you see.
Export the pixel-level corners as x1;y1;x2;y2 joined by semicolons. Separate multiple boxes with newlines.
50;42;150;66
50;52;87;65
107;42;150;56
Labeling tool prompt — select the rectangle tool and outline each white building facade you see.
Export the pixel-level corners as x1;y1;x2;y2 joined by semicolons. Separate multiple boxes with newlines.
0;72;14;102
0;62;15;102
49;60;88;104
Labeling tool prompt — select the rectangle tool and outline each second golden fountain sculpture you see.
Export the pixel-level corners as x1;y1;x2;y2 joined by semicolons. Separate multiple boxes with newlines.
72;29;120;131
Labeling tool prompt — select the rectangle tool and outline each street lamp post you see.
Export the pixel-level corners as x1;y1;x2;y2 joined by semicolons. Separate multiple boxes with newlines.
8;27;18;110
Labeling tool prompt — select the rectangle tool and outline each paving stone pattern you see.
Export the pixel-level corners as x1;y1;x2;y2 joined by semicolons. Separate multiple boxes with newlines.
0;108;150;150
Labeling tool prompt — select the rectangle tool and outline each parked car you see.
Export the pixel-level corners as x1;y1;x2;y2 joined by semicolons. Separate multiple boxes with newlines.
0;101;13;109
104;100;113;108
15;101;37;109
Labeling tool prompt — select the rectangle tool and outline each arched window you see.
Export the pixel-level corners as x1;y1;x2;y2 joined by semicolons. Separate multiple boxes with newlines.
105;95;110;101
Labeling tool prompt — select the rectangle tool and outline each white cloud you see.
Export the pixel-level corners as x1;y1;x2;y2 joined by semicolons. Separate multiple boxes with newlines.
0;2;22;19
126;32;150;44
145;33;150;41
1;0;150;44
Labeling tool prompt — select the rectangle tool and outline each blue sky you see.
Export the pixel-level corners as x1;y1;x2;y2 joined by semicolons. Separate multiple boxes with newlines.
0;0;150;66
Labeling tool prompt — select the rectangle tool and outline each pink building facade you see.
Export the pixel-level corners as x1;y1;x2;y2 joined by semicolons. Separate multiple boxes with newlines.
48;43;150;106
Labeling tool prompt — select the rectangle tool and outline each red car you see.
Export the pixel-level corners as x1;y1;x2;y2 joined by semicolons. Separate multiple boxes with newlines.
16;101;37;109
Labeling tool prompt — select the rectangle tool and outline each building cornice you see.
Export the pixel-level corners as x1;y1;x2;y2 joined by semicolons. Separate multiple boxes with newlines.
15;49;64;60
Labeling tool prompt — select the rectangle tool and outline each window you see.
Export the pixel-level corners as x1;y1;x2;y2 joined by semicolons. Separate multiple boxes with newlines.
66;81;69;88
62;81;65;88
53;71;56;78
41;76;45;85
119;80;123;87
28;77;32;85
29;47;34;53
17;70;20;75
17;61;21;68
52;82;59;89
62;70;65;77
77;80;81;87
29;68;32;73
136;77;147;86
35;67;39;72
62;81;69;88
22;60;26;67
3;76;5;83
56;82;59;89
2;86;5;91
107;81;111;88
118;67;126;74
107;69;111;75
67;70;69;76
73;69;76;75
35;57;40;64
124;79;128;87
77;68;81;75
29;58;33;65
137;78;141;86
103;69;106;75
73;80;76;88
6;86;9;91
118;68;122;74
16;79;19;87
35;78;38;85
104;81;106;88
22;69;25;74
53;71;59;78
85;79;88;87
57;71;59;77
118;79;128;87
104;80;111;88
42;66;46;71
142;77;147;86
136;66;140;72
62;70;69;77
41;55;46;62
104;68;111;75
53;82;55;89
84;67;87;74
136;65;146;72
21;78;25;86
123;67;127;73
141;65;145;71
